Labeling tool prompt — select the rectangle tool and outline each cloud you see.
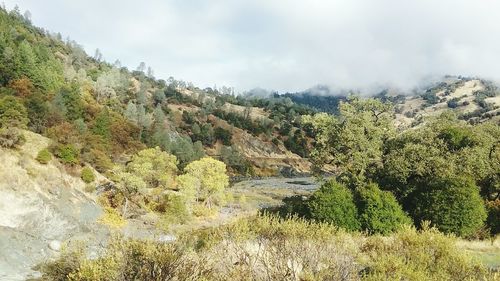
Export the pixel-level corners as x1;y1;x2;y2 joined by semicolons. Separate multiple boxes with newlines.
4;0;500;93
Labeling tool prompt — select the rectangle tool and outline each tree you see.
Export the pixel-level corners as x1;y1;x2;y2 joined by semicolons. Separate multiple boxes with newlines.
0;96;28;128
412;176;487;237
308;180;360;231
356;183;411;235
214;127;232;145
304;97;394;185
125;147;178;189
178;157;229;208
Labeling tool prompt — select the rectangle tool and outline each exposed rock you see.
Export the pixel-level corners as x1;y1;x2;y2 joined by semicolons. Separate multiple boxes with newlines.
48;240;61;251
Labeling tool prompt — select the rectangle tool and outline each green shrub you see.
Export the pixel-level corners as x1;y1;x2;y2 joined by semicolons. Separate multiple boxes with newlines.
40;215;493;281
54;144;79;165
277;195;310;218
412;176;487;237
36;148;52;164
362;224;489;281
308;180;360;231
485;200;500;235
154;193;190;225
356;183;411;235
80;167;95;183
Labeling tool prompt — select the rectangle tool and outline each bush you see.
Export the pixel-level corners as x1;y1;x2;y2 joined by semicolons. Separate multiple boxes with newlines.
276;195;310;218
0;127;25;148
214;127;232;145
308;180;360;231
356;183;411;235
153;193;190;225
412;176;487;237
98;207;127;228
41;215;493;281
485;200;500;235
80;167;95;183
36;148;52;164
54;144;80;165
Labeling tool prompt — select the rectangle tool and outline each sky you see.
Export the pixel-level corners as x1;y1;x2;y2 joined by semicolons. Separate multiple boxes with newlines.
3;0;500;93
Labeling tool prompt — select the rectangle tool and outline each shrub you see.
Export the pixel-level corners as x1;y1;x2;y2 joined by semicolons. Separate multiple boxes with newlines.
412;176;487;237
98;207;127;228
308;180;360;231
80;167;95;183
362;224;490;281
36;148;52;164
54;144;80;165
356;183;411;234
277;195;310;218
0;96;28;128
41;215;493;281
0;127;25;148
214;127;232;145
153;193;190;224
485;200;500;235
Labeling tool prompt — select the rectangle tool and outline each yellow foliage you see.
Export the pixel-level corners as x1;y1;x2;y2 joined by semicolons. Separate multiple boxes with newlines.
98;207;127;228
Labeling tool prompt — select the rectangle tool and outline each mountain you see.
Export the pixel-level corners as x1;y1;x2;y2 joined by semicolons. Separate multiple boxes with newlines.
281;77;500;126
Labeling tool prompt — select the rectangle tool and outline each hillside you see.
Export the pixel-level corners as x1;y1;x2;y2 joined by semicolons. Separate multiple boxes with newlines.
1;6;500;280
283;77;500;128
0;130;107;280
0;7;317;179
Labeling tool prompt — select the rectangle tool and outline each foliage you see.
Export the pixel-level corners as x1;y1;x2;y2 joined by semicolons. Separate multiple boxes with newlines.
220;145;253;175
0;95;28;128
485;200;500;235
80;167;95;183
36;148;52;164
356;183;411;235
53;144;80;165
41;215;494;281
412;176;487;237
125;147;178;189
304;97;394;184
308;180;360;231
214;126;232;145
98;207;127;228
178;157;229;209
0;127;25;148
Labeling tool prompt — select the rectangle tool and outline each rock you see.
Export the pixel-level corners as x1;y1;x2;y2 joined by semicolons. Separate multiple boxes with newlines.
48;240;61;251
158;234;176;243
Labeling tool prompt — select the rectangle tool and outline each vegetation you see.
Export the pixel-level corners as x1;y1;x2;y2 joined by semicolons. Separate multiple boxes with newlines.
356;183;411;235
41;215;496;281
36;148;52;164
80;167;95;183
1;5;499;278
308;180;360;231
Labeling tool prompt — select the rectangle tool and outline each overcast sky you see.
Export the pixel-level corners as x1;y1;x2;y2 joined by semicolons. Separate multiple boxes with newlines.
3;0;500;93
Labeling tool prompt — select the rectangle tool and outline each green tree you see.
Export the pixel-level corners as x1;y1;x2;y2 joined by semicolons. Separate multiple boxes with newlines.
356;183;411;234
126;147;178;189
308;180;360;231
412;176;487;237
178;157;229;208
304;97;394;185
0;96;28;128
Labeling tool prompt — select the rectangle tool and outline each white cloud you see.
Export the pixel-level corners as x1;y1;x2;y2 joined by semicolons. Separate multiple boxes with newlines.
4;0;500;93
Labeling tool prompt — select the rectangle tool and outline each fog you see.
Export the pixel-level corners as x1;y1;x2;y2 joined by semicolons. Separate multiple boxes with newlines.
4;0;500;93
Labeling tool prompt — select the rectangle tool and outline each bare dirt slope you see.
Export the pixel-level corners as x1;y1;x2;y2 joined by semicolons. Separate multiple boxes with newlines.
0;131;107;281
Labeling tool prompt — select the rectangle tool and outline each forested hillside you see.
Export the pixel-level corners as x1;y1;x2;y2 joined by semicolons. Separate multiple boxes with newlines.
0;6;318;178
